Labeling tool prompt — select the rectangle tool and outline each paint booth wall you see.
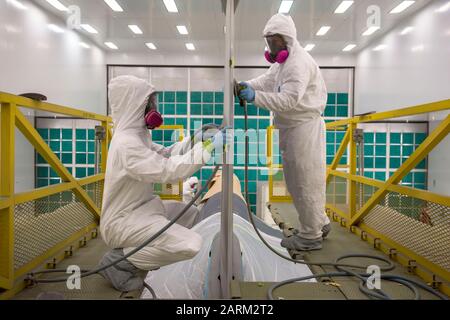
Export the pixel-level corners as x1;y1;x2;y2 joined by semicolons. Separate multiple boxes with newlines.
354;1;450;196
0;0;107;192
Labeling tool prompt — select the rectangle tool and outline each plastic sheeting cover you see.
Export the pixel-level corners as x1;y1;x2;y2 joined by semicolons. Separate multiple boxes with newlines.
142;213;315;299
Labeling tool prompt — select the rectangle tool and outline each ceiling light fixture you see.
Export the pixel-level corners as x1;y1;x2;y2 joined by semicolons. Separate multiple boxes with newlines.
105;42;118;50
436;1;450;13
176;25;188;35
411;45;424;52
7;0;27;10
79;42;90;49
128;25;143;34
362;26;380;36
400;26;414;35
278;1;293;14
334;1;354;13
373;44;387;51
104;0;123;12
316;26;331;36
343;44;356;51
48;24;64;33
185;43;195;50
163;0;178;13
146;43;157;50
81;24;99;34
304;44;315;51
390;1;415;14
46;0;68;11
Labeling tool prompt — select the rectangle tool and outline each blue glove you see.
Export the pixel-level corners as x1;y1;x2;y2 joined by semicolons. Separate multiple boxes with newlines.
239;82;255;103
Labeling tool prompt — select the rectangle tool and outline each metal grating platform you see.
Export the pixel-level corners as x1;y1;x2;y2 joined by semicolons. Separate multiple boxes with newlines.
255;202;441;300
12;236;142;300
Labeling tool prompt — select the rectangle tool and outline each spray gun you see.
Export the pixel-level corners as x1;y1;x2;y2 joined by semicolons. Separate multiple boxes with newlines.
234;80;247;108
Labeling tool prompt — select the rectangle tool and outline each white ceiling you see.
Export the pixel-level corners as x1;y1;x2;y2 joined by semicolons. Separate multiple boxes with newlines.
31;0;434;56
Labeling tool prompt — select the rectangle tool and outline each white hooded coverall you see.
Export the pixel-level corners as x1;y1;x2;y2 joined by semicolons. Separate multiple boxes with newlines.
100;75;212;270
247;14;330;240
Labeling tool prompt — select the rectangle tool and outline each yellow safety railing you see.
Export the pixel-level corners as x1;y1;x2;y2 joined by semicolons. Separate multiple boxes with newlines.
153;125;184;201
0;92;112;293
266;99;450;296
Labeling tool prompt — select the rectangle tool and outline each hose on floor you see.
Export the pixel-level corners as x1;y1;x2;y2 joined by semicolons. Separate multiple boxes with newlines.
240;101;447;300
26;165;222;298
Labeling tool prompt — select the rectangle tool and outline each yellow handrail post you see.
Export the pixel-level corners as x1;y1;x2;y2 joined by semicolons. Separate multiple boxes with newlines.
15;110;101;219
267;126;274;202
0;103;15;289
350;114;450;226
326;127;350;184
348;123;358;219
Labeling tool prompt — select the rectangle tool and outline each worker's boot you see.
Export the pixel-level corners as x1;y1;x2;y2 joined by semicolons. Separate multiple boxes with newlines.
98;249;144;292
281;235;323;251
322;223;331;239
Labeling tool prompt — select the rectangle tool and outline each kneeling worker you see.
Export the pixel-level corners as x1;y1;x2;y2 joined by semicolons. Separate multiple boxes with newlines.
99;75;228;291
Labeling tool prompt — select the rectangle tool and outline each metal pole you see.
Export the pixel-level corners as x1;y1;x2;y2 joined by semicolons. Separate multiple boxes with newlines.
220;0;235;299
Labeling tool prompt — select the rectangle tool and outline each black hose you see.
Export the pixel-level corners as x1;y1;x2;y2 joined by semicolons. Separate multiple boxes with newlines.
29;165;221;284
143;281;158;300
241;102;447;300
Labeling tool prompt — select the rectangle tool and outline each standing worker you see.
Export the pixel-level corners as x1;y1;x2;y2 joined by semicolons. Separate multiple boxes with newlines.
238;14;331;251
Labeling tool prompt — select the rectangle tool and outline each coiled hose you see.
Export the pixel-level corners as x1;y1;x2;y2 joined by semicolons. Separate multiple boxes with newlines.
241;102;447;300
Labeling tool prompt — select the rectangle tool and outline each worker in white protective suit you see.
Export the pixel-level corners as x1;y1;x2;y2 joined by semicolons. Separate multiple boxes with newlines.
98;75;227;292
238;14;331;251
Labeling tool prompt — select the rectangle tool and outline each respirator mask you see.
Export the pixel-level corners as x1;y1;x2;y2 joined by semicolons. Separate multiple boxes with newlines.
144;92;163;130
264;34;289;64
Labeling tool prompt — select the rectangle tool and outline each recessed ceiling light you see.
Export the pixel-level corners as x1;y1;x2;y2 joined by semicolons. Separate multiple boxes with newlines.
128;25;143;34
163;0;178;13
79;42;90;49
373;44;387;51
146;43;157;50
304;44;315;51
411;45;424;52
186;43;195;51
400;26;414;35
334;1;354;14
7;0;27;10
362;26;380;36
48;24;64;33
81;24;99;34
177;25;188;35
390;1;415;14
104;0;123;12
343;44;356;52
436;1;450;12
278;1;293;14
46;0;68;11
105;42;118;50
316;26;331;36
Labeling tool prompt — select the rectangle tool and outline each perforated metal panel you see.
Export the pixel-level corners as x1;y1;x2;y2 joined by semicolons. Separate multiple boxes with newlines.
355;183;378;211
82;181;104;210
362;192;450;271
14;187;98;270
326;175;348;205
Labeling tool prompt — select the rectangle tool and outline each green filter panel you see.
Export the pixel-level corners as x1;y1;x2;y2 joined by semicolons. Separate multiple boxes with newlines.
176;91;187;103
164;91;175;103
50;129;60;140
76;129;87;140
191;91;202;103
38;128;49;140
164;104;175;115
62;129;72;140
